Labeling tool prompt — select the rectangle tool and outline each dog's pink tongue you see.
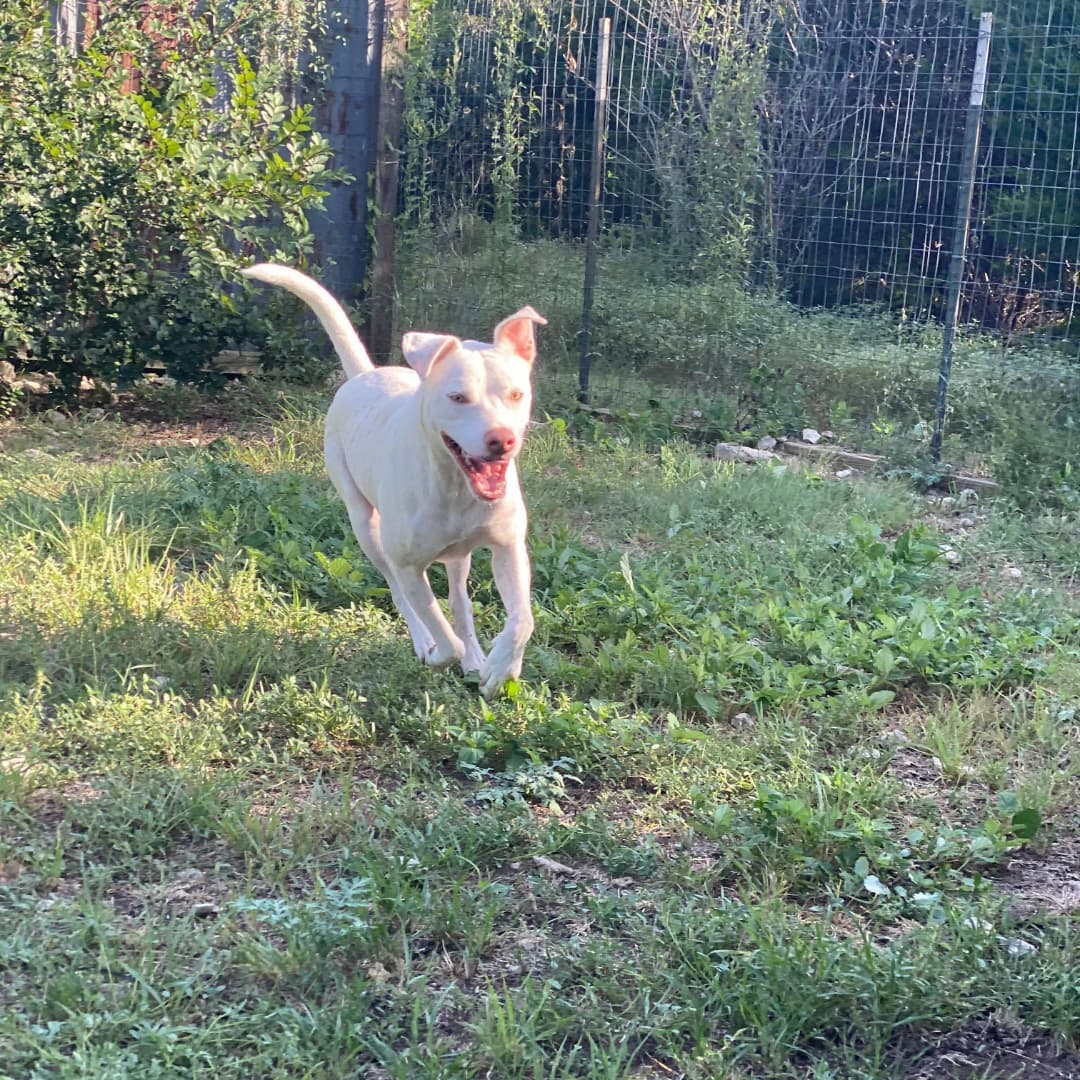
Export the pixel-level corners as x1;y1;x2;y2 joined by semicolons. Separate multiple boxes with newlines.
471;459;509;501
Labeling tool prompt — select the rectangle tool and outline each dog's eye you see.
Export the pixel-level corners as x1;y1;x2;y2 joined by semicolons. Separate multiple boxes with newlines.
448;392;470;404
507;389;524;403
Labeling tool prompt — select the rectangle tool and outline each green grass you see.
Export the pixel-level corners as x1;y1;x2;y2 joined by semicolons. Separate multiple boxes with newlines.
1;388;1078;1078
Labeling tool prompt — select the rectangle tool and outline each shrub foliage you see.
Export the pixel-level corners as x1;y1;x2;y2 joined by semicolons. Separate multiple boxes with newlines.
0;1;340;390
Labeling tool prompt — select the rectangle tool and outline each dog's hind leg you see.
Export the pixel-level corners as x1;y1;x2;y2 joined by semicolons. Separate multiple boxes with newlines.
325;444;437;661
445;555;486;674
348;506;440;663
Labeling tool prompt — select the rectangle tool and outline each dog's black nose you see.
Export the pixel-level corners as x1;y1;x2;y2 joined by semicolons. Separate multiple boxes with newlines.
484;427;516;457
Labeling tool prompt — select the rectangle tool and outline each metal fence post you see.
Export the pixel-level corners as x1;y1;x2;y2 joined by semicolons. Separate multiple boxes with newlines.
930;11;993;465
578;17;612;405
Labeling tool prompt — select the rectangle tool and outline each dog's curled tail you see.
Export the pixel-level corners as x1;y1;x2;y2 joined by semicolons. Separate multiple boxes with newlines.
241;264;373;380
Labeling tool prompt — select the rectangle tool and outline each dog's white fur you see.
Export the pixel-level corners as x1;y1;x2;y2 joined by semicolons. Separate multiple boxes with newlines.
242;264;546;698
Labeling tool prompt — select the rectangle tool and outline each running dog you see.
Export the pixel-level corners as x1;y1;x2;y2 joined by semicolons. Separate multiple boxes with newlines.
242;264;546;698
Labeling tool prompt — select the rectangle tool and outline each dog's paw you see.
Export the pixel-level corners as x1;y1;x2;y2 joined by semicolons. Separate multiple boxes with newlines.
480;674;522;701
479;669;522;700
461;648;486;676
479;670;503;699
411;634;437;661
425;637;465;670
478;639;522;699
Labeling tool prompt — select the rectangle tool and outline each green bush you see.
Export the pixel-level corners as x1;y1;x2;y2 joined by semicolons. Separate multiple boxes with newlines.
0;1;341;391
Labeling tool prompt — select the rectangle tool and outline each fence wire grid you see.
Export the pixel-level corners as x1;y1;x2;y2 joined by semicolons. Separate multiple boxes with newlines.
388;0;1079;477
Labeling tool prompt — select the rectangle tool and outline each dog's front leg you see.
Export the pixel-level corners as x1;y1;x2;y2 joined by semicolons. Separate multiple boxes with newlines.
445;555;486;674
394;565;466;669
480;539;534;699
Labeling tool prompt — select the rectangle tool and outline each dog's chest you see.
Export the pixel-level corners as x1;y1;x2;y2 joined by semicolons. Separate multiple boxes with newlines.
375;485;521;567
422;502;513;562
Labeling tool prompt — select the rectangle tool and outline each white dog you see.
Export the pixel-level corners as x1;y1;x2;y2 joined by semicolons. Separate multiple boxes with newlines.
242;264;546;699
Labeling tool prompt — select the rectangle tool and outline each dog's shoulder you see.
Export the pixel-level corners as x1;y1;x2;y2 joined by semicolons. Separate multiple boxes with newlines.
326;366;421;436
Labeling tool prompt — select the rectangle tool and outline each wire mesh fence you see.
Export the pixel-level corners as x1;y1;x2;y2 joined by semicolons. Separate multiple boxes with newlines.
388;0;1080;489
30;0;1080;494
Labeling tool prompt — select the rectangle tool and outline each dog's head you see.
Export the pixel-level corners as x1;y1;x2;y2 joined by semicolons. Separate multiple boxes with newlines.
403;307;546;502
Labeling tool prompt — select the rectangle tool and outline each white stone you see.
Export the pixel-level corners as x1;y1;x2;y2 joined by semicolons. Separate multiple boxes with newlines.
1003;936;1037;958
714;442;778;464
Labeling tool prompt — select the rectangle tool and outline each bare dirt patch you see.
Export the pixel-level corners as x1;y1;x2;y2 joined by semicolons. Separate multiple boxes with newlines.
888;741;947;792
1;381;288;463
892;1013;1080;1079
993;843;1080;921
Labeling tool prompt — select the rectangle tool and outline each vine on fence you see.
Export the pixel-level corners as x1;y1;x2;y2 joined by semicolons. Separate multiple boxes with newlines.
394;0;780;284
648;0;772;280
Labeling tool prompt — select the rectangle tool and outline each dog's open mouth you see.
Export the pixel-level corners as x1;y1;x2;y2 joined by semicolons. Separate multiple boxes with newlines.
442;434;510;501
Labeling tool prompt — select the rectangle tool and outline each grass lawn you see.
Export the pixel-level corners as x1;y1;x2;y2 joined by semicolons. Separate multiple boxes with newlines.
1;383;1078;1078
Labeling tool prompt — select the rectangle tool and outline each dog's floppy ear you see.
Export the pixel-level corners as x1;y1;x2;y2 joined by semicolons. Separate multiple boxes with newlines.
493;306;547;364
402;332;460;378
